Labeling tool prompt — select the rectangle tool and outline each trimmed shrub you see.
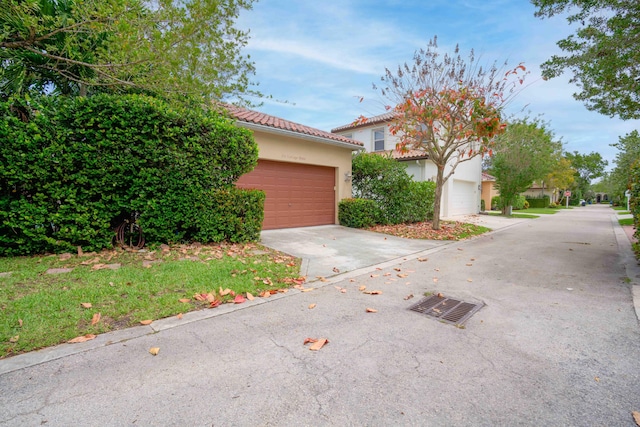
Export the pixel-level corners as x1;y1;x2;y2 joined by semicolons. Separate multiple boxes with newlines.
492;195;528;210
480;199;486;212
630;161;640;240
339;198;379;228
526;195;550;208
351;152;435;225
0;94;260;255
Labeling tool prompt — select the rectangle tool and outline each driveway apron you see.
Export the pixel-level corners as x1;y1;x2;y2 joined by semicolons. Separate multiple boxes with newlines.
1;205;639;426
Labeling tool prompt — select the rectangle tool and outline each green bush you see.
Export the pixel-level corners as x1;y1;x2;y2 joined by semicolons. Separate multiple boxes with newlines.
338;198;379;228
480;199;486;212
0;94;260;255
351;153;435;225
526;196;550;208
630;161;640;240
492;195;528;211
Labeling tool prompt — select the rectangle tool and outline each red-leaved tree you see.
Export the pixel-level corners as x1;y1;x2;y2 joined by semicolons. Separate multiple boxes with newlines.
373;37;528;229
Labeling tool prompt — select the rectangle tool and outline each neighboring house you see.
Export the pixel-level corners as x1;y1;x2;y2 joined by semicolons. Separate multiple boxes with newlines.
481;172;499;211
331;112;482;217
521;182;559;204
229;106;363;230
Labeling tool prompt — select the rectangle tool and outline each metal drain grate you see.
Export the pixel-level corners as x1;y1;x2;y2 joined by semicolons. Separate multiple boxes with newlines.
408;294;483;326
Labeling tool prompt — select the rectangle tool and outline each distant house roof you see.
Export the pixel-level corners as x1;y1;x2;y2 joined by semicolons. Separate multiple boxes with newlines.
331;111;398;133
482;172;496;181
374;149;429;161
226;105;363;149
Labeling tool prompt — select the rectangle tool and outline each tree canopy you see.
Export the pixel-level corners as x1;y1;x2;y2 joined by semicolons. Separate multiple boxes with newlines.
488;118;562;213
564;150;608;197
532;0;640;119
0;0;257;103
610;130;640;200
372;37;527;229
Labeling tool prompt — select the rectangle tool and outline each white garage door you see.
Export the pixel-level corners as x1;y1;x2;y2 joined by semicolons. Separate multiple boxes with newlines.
450;180;477;216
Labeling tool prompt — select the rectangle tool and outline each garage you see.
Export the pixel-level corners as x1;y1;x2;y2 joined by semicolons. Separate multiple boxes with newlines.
236;160;336;230
450;179;478;216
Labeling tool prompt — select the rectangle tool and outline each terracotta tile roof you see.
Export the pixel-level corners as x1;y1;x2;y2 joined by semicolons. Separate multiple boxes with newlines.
331;111;398;133
226;105;363;147
482;172;496;181
374;149;429;161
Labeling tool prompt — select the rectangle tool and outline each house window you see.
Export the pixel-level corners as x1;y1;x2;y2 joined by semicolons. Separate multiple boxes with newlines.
373;128;384;151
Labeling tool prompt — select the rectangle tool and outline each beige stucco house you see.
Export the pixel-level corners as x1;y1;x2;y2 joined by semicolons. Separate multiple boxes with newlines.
331;112;482;217
481;172;499;211
229;106;363;229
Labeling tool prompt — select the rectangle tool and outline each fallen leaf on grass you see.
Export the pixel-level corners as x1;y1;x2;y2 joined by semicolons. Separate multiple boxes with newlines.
366;308;378;313
81;302;92;309
308;303;316;309
9;335;19;343
80;257;101;265
259;291;271;298
209;300;221;308
206;293;216;303
149;347;160;356
91;312;101;326
179;298;191;303
68;334;96;343
632;411;640;426
194;294;206;301
234;294;246;304
219;287;232;296
364;290;383;295
140;319;153;325
18;319;23;327
246;292;255;301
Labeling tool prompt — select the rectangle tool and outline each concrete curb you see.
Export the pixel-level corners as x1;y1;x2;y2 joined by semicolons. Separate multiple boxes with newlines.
611;214;640;324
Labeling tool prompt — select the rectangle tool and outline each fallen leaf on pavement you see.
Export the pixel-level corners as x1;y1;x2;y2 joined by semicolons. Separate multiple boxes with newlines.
366;308;378;313
301;288;314;293
308;303;316;309
140;319;153;325
467;278;473;282
383;272;391;277
594;377;600;382
68;334;96;343
433;277;439;283
359;285;367;291
364;290;382;295
91;312;101;326
317;276;328;282
349;279;356;282
397;273;408;278
81;302;92;309
457;248;463;251
309;338;329;351
404;294;414;300
370;274;379;278
632;411;640;426
418;258;428;262
470;258;476;261
179;298;190;303
303;337;317;345
332;267;340;273
246;292;255;301
394;268;401;271
149;347;160;356
465;263;473;266
176;313;183;319
437;292;444;298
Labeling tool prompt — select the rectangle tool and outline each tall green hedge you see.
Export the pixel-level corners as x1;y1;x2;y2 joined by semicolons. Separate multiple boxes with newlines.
0;94;261;255
630;161;640;240
348;152;435;226
525;196;550;208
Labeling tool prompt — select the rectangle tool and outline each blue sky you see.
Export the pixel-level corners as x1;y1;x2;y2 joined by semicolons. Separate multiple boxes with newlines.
236;0;639;169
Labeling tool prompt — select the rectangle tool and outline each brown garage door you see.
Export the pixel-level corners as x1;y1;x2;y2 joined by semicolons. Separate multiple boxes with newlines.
236;160;336;230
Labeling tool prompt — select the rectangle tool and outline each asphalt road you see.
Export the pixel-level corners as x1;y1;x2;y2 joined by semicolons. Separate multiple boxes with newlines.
1;204;639;426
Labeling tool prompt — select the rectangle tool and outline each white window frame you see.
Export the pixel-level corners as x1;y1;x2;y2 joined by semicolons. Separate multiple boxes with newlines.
373;128;385;151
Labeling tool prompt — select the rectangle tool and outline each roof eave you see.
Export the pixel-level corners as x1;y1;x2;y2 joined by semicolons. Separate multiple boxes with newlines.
236;121;364;151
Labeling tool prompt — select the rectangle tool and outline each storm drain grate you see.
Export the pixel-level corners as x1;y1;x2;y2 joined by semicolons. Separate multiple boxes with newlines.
408;294;483;326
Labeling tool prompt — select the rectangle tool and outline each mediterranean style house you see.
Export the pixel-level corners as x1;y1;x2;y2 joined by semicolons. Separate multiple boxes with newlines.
331;112;482;217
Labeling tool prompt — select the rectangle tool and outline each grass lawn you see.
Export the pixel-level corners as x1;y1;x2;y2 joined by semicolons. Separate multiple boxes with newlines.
619;218;633;226
0;243;301;358
612;206;627;211
617;211;631;215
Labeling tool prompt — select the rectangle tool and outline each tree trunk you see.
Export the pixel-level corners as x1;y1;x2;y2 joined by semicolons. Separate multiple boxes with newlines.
432;166;445;230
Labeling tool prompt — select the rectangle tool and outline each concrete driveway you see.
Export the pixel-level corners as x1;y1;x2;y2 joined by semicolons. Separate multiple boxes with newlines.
1;205;639;426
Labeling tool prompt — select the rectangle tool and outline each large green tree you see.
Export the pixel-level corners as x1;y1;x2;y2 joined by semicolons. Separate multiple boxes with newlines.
488;118;562;214
532;0;640;119
610;130;640;200
0;0;257;103
564;150;608;197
